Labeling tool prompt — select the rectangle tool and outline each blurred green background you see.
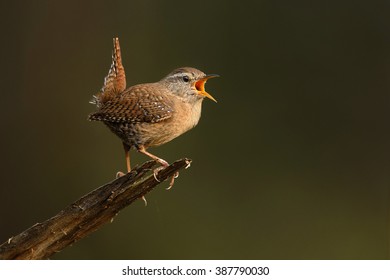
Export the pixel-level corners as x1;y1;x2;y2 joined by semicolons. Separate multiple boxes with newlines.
0;0;389;259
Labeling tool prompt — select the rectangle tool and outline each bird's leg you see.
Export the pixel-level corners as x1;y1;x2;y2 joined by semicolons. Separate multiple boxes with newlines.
138;145;179;189
119;142;147;206
138;146;169;166
124;142;131;173
116;142;130;178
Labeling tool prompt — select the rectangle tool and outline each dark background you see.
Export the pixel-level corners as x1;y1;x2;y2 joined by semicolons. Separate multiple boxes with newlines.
0;0;389;259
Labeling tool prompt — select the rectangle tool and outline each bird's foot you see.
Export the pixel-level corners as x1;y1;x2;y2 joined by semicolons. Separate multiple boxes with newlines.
116;171;126;178
152;157;169;182
166;172;179;190
153;166;165;182
151;161;178;190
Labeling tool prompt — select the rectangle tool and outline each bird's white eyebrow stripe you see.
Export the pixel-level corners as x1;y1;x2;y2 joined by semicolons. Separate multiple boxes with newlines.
173;72;187;77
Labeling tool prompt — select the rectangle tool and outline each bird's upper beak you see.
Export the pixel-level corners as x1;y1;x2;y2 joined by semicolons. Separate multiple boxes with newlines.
195;74;219;102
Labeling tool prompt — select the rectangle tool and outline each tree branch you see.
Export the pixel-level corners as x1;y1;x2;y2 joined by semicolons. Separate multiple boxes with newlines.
0;158;191;260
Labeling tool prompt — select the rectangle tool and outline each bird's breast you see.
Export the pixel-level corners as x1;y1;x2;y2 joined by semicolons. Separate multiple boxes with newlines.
172;98;202;135
138;99;203;148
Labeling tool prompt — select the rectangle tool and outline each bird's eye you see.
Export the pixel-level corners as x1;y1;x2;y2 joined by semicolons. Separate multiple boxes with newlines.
182;75;190;82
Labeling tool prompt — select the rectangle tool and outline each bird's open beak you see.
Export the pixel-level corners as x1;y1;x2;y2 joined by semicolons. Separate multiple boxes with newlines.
195;74;219;103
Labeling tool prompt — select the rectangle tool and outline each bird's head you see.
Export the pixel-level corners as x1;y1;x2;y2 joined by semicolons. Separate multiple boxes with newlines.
162;67;219;103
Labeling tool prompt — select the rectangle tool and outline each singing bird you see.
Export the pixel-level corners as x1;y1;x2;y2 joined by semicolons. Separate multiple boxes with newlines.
88;38;218;195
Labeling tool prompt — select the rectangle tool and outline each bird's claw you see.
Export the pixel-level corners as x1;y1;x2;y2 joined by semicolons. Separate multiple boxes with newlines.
141;195;147;206
153;166;165;182
151;164;178;190
166;172;179;190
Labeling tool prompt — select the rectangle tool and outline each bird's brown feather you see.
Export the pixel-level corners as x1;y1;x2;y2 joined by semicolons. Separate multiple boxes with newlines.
90;38;126;107
88;83;174;124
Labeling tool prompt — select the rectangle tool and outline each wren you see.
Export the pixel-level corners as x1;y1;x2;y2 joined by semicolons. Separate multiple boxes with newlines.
88;38;218;194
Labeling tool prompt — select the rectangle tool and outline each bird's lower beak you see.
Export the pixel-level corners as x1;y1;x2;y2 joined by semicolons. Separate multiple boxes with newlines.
195;74;219;103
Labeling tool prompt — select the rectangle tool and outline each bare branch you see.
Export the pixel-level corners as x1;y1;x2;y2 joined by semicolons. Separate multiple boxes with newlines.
0;158;191;259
